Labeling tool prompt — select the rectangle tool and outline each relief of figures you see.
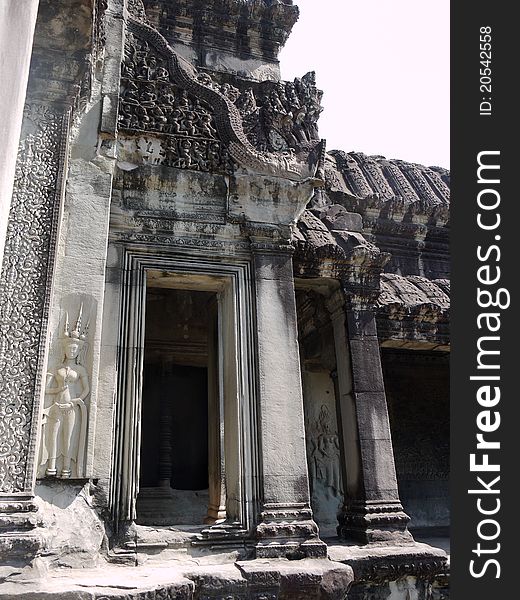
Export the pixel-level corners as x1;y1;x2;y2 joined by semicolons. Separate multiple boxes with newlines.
119;33;219;139
118;31;323;171
39;306;90;479
118;33;232;173
237;72;324;154
119;76;220;141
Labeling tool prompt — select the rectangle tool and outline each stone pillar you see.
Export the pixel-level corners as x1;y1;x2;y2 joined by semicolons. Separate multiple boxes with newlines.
327;290;412;544
158;363;173;488
0;0;40;269
0;3;67;562
205;299;226;524
252;245;326;558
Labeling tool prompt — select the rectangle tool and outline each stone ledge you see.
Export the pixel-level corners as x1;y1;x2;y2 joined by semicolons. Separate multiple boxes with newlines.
328;541;449;584
0;543;450;599
0;557;352;600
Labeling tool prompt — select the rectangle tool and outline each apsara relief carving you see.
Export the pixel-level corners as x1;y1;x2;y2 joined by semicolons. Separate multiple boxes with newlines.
39;306;91;480
308;404;343;498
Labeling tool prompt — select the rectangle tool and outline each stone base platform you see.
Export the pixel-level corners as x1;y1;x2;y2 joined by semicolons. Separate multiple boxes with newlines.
0;558;352;600
0;542;448;599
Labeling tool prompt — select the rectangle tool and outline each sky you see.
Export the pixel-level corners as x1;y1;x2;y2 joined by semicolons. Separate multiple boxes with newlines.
279;0;450;168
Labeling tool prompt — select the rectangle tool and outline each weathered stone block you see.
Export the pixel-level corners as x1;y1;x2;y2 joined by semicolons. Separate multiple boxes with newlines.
345;309;378;338
354;392;394;441
348;339;385;392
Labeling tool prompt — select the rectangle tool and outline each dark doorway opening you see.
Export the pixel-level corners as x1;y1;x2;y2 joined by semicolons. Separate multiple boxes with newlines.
382;348;450;539
137;286;217;525
140;364;209;490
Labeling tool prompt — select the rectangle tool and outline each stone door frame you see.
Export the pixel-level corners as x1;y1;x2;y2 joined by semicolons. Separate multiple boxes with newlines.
109;246;259;536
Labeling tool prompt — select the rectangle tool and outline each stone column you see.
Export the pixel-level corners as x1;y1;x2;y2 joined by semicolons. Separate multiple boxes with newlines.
252;245;326;558
327;290;412;544
205;299;226;524
158;363;173;488
0;0;40;268
0;2;66;564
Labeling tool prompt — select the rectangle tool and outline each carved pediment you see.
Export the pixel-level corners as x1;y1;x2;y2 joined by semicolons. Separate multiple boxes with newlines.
119;3;324;181
236;72;323;155
120;31;233;173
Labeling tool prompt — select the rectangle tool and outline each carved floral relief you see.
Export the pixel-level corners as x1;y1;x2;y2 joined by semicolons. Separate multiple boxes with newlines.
0;104;65;494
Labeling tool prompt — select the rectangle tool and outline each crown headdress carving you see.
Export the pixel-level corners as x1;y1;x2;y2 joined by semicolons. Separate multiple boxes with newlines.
62;304;90;342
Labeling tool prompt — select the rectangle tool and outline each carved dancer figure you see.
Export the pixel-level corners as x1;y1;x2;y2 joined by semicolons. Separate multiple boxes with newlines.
207;142;223;169
310;404;343;497
156;66;169;81
40;307;90;479
191;141;208;170
317;432;342;495
175;139;193;168
198;113;217;138
123;80;140;105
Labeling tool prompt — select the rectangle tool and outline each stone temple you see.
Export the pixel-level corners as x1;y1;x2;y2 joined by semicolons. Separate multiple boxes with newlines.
0;1;450;598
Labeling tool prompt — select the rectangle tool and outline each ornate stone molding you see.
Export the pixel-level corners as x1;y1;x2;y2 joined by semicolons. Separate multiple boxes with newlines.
337;501;411;544
255;505;326;559
346;553;448;586
0;104;69;495
109;230;252;254
140;0;300;63
293;209;390;303
376;274;450;348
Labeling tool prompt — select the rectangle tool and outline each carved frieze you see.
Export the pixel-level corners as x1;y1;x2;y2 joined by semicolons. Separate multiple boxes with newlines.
118;134;233;173
120;34;215;138
0;104;67;494
119;33;233;174
117;11;322;181
237;72;323;155
109;230;251;254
